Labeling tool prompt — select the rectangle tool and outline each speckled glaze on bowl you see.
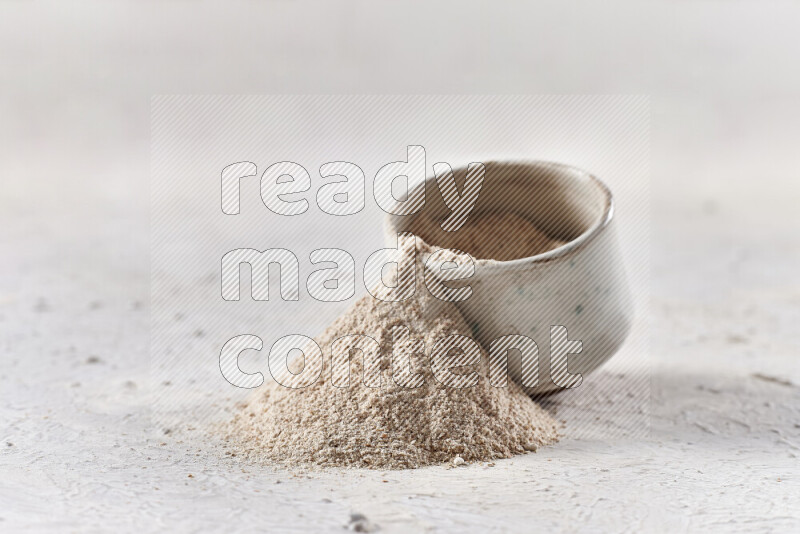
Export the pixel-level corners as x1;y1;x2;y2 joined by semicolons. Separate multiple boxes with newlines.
385;160;633;395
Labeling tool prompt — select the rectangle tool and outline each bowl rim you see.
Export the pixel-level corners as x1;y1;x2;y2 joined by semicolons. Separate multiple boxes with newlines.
386;159;614;270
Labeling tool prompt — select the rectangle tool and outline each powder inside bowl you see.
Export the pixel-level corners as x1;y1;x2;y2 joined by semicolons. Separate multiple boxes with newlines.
222;229;561;469
411;212;566;261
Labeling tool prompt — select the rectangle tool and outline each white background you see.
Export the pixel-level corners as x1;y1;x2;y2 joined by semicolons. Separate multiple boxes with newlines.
1;1;799;532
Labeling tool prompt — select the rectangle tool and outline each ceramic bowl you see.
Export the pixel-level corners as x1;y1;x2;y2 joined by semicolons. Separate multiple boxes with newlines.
385;160;633;395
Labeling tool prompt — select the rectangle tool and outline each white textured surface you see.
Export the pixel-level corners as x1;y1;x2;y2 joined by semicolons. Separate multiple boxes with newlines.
3;127;799;533
2;1;800;532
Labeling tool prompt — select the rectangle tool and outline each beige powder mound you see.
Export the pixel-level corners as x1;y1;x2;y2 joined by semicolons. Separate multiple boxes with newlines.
223;234;561;469
412;212;566;261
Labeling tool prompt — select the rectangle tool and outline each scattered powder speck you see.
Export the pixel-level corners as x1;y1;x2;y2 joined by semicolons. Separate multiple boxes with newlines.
223;217;563;469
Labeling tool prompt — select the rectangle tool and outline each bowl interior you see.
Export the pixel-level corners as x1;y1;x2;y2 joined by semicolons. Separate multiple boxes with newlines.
389;160;612;257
